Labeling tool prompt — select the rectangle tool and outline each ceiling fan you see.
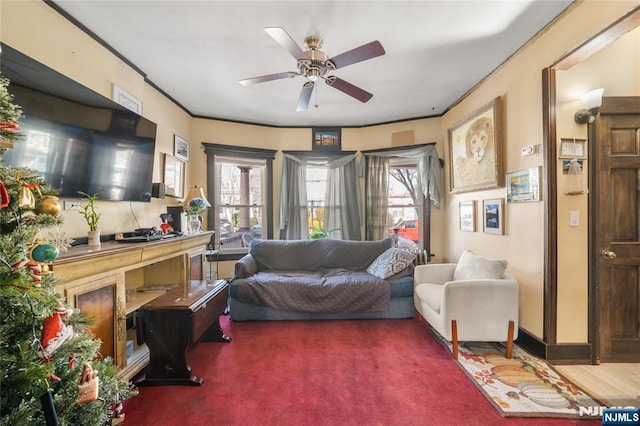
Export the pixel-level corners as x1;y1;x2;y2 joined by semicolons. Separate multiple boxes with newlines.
239;27;385;112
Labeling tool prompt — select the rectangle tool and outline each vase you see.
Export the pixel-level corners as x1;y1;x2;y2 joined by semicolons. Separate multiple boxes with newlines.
187;216;201;234
87;230;101;247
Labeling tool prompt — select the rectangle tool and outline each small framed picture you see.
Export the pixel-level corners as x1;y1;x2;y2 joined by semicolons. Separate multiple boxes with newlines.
459;200;476;232
312;127;341;151
174;135;189;161
506;167;541;203
559;138;587;159
163;154;185;198
483;198;504;235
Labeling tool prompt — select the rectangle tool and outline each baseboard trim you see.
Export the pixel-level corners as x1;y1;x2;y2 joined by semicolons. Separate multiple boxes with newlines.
516;328;592;364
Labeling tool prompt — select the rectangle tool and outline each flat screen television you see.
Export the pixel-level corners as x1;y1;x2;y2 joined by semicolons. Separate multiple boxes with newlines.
1;44;158;202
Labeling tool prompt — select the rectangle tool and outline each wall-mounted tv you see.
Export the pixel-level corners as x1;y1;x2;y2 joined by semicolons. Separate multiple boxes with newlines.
1;44;158;202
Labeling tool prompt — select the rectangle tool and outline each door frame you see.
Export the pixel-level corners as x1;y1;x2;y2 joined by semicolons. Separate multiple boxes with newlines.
542;7;640;362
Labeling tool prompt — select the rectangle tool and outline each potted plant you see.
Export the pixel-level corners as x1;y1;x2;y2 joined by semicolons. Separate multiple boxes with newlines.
78;191;101;246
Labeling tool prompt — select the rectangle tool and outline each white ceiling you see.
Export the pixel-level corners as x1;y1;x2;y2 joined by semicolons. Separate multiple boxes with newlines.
51;0;573;127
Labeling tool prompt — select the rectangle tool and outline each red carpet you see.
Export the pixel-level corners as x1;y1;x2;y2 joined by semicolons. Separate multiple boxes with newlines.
123;316;599;425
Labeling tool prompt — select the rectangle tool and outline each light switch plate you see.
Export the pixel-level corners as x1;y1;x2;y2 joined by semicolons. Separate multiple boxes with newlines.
570;211;579;227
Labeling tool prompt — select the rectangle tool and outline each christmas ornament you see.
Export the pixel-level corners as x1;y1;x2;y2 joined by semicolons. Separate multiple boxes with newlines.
30;242;59;263
38;195;61;216
18;184;36;209
111;401;125;425
0;180;8;208
77;363;99;405
44;228;75;253
38;303;74;360
12;259;43;285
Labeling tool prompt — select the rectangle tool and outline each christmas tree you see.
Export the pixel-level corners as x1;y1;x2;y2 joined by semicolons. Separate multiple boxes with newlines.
1;75;137;425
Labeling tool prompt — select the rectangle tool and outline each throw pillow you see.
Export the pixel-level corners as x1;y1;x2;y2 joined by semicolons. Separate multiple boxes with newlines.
366;248;416;279
452;250;508;281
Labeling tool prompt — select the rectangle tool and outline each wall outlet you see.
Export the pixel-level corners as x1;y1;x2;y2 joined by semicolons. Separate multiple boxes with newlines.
64;201;80;211
521;145;535;156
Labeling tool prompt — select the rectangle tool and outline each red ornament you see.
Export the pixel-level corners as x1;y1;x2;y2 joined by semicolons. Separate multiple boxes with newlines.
0;180;8;208
37;302;74;360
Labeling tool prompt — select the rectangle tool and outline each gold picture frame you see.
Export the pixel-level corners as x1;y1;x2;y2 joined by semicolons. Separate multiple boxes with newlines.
448;97;503;193
459;200;476;232
163;154;185;198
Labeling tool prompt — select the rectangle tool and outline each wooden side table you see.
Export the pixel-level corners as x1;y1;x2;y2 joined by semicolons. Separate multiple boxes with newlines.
137;279;231;386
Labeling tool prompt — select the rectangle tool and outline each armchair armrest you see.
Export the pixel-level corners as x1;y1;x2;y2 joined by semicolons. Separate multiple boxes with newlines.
234;254;258;279
440;274;519;341
414;263;457;286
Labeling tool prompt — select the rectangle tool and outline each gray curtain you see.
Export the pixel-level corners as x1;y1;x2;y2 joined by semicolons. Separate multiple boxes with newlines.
324;155;361;240
365;156;389;241
279;154;308;240
362;145;443;208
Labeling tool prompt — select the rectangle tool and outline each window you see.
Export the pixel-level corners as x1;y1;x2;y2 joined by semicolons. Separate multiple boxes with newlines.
306;160;328;236
387;159;422;249
203;144;276;255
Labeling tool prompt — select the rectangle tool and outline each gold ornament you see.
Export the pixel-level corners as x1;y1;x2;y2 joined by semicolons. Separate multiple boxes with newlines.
39;195;61;216
18;185;36;209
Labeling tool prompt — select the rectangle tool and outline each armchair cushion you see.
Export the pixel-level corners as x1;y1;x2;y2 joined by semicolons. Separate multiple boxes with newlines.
453;250;508;281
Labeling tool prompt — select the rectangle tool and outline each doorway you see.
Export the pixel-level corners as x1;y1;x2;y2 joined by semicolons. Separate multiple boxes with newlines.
590;97;640;363
543;7;640;363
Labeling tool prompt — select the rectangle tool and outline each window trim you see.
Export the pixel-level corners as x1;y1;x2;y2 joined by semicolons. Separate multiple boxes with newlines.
203;143;277;255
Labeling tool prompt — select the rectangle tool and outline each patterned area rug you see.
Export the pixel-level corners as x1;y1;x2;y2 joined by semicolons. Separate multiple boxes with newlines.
432;330;604;419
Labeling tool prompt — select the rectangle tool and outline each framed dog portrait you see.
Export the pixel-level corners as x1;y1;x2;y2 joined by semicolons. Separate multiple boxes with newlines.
448;97;503;193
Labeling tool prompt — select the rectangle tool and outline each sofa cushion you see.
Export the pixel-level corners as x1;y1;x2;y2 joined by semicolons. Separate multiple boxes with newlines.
366;248;416;279
250;238;392;271
414;283;443;314
452;250;507;281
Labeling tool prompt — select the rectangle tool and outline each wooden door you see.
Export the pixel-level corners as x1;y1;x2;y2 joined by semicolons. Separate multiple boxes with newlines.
593;96;640;362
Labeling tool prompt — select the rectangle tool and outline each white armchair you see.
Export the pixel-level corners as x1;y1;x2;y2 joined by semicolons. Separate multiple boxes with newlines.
413;250;518;359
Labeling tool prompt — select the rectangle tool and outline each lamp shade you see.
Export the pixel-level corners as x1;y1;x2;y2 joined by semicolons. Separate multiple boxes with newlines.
579;88;604;110
185;186;211;207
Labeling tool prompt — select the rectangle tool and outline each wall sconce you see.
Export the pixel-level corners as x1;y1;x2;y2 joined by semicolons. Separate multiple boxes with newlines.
574;88;604;124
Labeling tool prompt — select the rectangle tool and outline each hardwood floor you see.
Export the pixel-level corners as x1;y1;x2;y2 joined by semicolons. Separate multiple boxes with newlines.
555;363;640;407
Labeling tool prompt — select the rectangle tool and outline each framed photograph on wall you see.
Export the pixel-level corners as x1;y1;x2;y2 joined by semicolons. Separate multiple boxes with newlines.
459;200;476;232
559;138;587;159
483;198;504;235
174;135;189;161
312;127;341;151
506;167;541;203
448;97;503;193
163;154;185;198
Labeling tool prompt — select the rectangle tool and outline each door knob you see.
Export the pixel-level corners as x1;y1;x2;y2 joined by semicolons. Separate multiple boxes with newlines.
600;250;617;259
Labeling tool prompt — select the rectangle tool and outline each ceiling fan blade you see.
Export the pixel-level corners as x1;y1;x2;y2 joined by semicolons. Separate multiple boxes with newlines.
296;82;314;112
265;27;307;61
328;40;385;69
239;71;297;86
324;76;373;103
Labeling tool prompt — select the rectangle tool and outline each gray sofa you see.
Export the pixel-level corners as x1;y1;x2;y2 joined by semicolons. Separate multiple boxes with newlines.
229;238;416;321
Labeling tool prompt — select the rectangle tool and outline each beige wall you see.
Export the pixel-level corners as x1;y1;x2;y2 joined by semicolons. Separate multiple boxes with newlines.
440;0;639;339
2;0;638;342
